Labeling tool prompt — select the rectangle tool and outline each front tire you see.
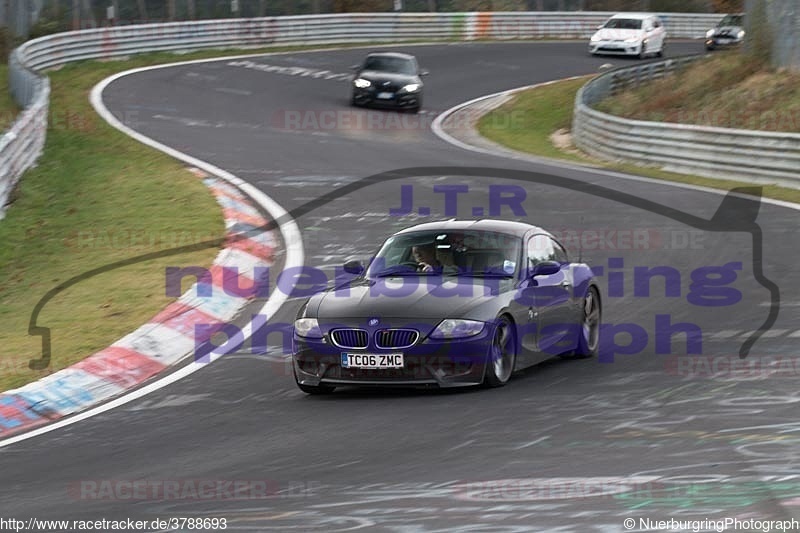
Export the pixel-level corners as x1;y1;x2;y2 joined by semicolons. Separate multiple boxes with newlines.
483;316;516;387
562;286;601;359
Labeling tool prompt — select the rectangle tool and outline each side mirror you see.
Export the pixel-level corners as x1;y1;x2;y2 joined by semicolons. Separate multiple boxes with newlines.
596;24;604;30
645;26;654;32
529;261;561;278
343;259;365;275
419;69;429;77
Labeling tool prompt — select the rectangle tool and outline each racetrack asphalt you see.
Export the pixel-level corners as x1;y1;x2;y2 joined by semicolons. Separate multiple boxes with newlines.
2;41;799;531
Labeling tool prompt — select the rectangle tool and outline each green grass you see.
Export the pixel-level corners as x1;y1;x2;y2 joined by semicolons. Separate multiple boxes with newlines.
0;65;20;130
478;77;590;162
477;74;800;206
0;40;461;392
0;58;228;392
594;54;800;133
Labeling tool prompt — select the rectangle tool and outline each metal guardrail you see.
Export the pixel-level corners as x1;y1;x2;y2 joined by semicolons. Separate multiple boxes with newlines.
573;57;800;185
0;11;724;218
1;49;49;216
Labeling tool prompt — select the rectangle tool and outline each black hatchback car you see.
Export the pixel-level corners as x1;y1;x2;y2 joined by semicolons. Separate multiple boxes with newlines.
350;52;426;113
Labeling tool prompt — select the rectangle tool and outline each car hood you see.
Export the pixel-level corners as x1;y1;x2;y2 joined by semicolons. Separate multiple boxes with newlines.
712;25;744;34
313;277;507;320
593;28;643;41
356;70;420;84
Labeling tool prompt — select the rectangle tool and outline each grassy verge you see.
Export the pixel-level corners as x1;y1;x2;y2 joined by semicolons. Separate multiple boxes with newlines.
477;77;590;163
0;64;20;130
594;54;800;132
0;43;370;392
478;72;800;205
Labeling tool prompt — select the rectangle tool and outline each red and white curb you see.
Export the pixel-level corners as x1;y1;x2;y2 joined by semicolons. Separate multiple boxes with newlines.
0;171;276;436
0;56;305;446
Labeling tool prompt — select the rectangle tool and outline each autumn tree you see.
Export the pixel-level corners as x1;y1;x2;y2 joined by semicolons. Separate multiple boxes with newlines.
710;0;743;12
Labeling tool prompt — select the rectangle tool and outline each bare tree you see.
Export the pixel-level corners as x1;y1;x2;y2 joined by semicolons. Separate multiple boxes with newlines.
81;0;96;27
72;0;80;29
136;0;148;22
745;0;799;70
711;0;742;11
769;1;799;69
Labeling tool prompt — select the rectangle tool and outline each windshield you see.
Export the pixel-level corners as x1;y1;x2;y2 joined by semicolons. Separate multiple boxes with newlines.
367;230;522;278
719;15;743;27
604;18;643;30
362;56;417;75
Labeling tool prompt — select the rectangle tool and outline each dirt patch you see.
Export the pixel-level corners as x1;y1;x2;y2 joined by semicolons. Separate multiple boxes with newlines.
549;128;580;154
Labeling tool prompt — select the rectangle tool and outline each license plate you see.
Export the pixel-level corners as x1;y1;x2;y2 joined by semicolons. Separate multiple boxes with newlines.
718;38;732;43
341;352;404;369
376;92;394;99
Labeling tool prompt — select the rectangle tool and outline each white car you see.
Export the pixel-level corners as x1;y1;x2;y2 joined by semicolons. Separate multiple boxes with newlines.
589;13;667;58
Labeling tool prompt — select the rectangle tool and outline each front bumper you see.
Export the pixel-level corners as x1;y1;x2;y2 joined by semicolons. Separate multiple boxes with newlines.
293;330;491;388
706;36;743;48
352;87;421;109
589;41;642;56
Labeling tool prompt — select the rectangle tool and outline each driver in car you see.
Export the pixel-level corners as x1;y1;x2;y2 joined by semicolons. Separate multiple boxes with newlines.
412;243;442;272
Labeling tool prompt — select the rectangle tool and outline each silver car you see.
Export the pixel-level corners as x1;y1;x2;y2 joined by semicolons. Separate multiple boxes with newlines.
706;14;745;50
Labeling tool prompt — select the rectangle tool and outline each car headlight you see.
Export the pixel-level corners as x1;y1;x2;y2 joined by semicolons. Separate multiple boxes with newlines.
353;78;371;89
294;318;323;338
737;30;745;39
706;29;715;38
624;37;640;43
430;319;485;339
401;83;420;93
590;34;601;42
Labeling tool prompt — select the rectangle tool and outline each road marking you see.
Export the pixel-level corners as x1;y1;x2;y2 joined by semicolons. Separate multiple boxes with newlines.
709;330;742;339
513;436;550;450
759;329;789;338
447;439;476;452
226;59;352;81
215;87;252;96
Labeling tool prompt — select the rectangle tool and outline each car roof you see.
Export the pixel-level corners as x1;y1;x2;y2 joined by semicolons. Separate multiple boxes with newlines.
394;219;549;239
365;52;417;60
609;13;656;20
